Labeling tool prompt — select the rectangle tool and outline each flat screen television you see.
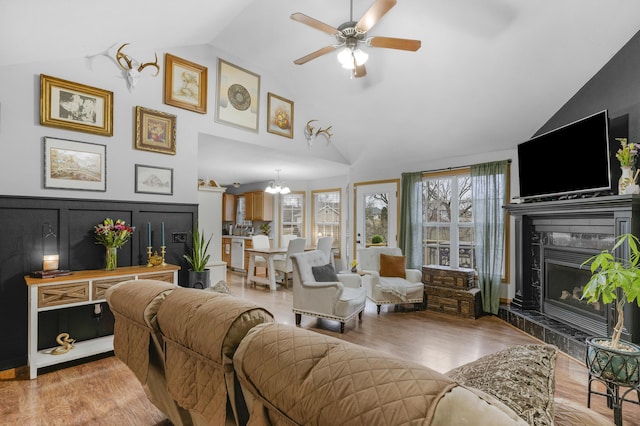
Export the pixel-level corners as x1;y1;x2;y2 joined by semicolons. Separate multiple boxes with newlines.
517;110;612;200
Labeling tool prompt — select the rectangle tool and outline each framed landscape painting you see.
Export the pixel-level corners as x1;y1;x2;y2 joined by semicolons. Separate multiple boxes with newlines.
135;164;173;195
43;136;106;191
164;53;207;113
135;106;177;155
40;74;113;136
215;58;260;132
267;92;294;138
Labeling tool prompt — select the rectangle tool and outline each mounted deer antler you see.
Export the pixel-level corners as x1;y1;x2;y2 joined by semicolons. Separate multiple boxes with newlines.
304;119;333;147
115;43;160;91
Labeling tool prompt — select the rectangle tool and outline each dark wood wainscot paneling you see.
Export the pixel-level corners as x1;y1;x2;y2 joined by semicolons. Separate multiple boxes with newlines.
0;195;197;370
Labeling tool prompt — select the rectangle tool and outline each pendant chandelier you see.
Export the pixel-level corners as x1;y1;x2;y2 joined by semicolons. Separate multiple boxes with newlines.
265;169;290;194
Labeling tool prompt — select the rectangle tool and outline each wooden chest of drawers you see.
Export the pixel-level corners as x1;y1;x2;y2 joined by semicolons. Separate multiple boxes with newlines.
424;284;483;319
422;265;476;289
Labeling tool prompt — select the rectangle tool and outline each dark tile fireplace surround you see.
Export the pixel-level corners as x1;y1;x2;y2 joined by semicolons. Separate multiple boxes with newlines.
502;195;640;361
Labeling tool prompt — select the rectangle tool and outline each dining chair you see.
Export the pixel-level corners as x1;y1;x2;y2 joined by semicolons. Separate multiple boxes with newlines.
251;235;270;276
274;234;298;262
315;236;334;266
273;238;306;289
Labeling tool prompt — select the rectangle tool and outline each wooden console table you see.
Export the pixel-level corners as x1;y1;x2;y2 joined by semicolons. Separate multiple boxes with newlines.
24;264;180;379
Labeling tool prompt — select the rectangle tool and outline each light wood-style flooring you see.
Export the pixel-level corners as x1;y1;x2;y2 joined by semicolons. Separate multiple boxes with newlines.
1;270;639;425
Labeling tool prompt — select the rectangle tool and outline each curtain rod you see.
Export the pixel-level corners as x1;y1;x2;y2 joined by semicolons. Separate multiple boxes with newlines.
423;158;512;174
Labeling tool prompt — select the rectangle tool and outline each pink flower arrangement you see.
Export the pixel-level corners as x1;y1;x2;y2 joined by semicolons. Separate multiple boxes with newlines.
94;218;135;248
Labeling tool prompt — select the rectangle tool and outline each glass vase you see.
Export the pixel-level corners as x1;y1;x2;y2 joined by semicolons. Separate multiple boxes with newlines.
105;246;117;271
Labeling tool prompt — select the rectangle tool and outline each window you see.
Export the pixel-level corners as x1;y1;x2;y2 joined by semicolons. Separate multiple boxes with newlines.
280;192;305;240
312;189;341;255
423;169;474;269
422;166;510;279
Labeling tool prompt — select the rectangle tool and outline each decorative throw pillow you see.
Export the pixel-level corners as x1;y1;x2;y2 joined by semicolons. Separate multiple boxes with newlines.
312;263;339;282
445;344;558;426
379;253;406;278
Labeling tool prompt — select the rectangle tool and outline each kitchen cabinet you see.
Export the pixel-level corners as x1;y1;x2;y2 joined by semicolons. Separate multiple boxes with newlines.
244;238;253;272
222;193;236;222
222;237;231;266
244;191;273;221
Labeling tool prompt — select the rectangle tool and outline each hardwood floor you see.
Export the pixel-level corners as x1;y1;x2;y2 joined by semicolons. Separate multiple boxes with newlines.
1;270;638;425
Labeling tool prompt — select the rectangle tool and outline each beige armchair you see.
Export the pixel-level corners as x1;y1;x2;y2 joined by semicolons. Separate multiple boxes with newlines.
290;250;366;333
357;246;424;314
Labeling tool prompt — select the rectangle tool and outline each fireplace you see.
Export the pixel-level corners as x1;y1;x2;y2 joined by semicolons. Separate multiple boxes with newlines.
542;246;609;337
502;195;640;360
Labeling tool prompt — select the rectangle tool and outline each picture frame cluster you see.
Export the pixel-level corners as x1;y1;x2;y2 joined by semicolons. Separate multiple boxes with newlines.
38;53;296;195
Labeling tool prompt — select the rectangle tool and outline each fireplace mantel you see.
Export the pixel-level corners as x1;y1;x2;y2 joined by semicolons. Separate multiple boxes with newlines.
504;194;640;345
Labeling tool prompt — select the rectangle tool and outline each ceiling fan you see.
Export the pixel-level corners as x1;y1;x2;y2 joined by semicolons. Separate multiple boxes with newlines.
291;0;421;78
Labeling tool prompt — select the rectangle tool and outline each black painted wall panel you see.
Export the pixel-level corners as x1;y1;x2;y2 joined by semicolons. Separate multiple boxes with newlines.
0;195;198;370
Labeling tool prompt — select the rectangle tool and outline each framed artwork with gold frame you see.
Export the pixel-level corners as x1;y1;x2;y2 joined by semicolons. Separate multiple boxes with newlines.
135;106;177;155
40;74;113;136
215;58;260;132
267;92;294;138
164;53;207;113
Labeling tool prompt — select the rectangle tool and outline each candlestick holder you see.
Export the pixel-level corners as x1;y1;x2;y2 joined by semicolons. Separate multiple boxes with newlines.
161;246;167;266
146;246;153;267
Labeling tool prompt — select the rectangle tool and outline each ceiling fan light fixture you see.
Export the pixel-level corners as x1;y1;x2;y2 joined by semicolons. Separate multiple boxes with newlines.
337;47;368;69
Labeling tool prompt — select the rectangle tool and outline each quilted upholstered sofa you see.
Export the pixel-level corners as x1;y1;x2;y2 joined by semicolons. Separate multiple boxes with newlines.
106;279;614;426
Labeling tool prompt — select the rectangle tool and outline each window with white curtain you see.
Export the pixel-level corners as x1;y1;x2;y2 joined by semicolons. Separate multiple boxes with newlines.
280;192;305;240
312;189;341;255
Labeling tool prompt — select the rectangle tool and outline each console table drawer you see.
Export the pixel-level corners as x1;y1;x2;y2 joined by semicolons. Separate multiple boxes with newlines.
93;276;135;300
38;282;90;308
144;272;175;283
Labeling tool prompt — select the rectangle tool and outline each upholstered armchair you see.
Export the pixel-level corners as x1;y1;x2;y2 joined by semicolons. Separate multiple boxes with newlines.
357;246;424;314
290;250;366;333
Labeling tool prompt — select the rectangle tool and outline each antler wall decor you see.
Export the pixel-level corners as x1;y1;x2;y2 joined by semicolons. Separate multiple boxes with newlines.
304;119;333;148
114;43;160;92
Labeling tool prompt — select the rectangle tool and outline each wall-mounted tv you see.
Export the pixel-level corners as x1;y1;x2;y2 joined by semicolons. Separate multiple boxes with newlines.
517;110;612;200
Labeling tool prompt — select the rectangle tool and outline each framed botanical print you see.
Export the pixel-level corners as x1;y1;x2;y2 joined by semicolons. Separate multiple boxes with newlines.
267;92;294;138
135;164;173;195
164;53;207;113
43;136;106;191
215;58;260;132
135;106;177;155
40;74;113;136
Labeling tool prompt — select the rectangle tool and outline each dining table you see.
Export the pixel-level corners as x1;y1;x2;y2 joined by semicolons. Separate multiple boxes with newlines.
245;246;313;291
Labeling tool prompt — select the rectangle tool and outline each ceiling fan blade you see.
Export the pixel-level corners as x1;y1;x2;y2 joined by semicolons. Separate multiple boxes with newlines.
291;13;339;36
368;36;421;51
356;0;397;33
293;46;337;65
353;63;367;78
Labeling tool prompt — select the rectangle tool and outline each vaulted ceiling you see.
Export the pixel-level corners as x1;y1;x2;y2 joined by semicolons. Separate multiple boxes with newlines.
3;0;640;186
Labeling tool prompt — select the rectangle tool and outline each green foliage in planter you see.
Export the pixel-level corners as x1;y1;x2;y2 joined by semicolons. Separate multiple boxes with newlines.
371;234;384;244
582;233;640;350
260;222;271;236
183;225;211;272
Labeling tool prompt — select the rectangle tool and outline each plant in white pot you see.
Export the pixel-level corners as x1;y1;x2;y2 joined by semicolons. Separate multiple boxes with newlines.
183;225;212;289
581;233;640;385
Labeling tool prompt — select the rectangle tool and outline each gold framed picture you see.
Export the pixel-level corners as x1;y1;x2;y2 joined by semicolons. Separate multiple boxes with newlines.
215;58;260;132
43;136;106;191
267;92;294;138
164;53;207;114
135;106;177;155
40;74;113;136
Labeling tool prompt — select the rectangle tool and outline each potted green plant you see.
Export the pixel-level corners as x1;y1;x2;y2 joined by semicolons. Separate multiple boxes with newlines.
260;222;271;236
370;234;385;246
183;225;212;289
581;233;640;385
